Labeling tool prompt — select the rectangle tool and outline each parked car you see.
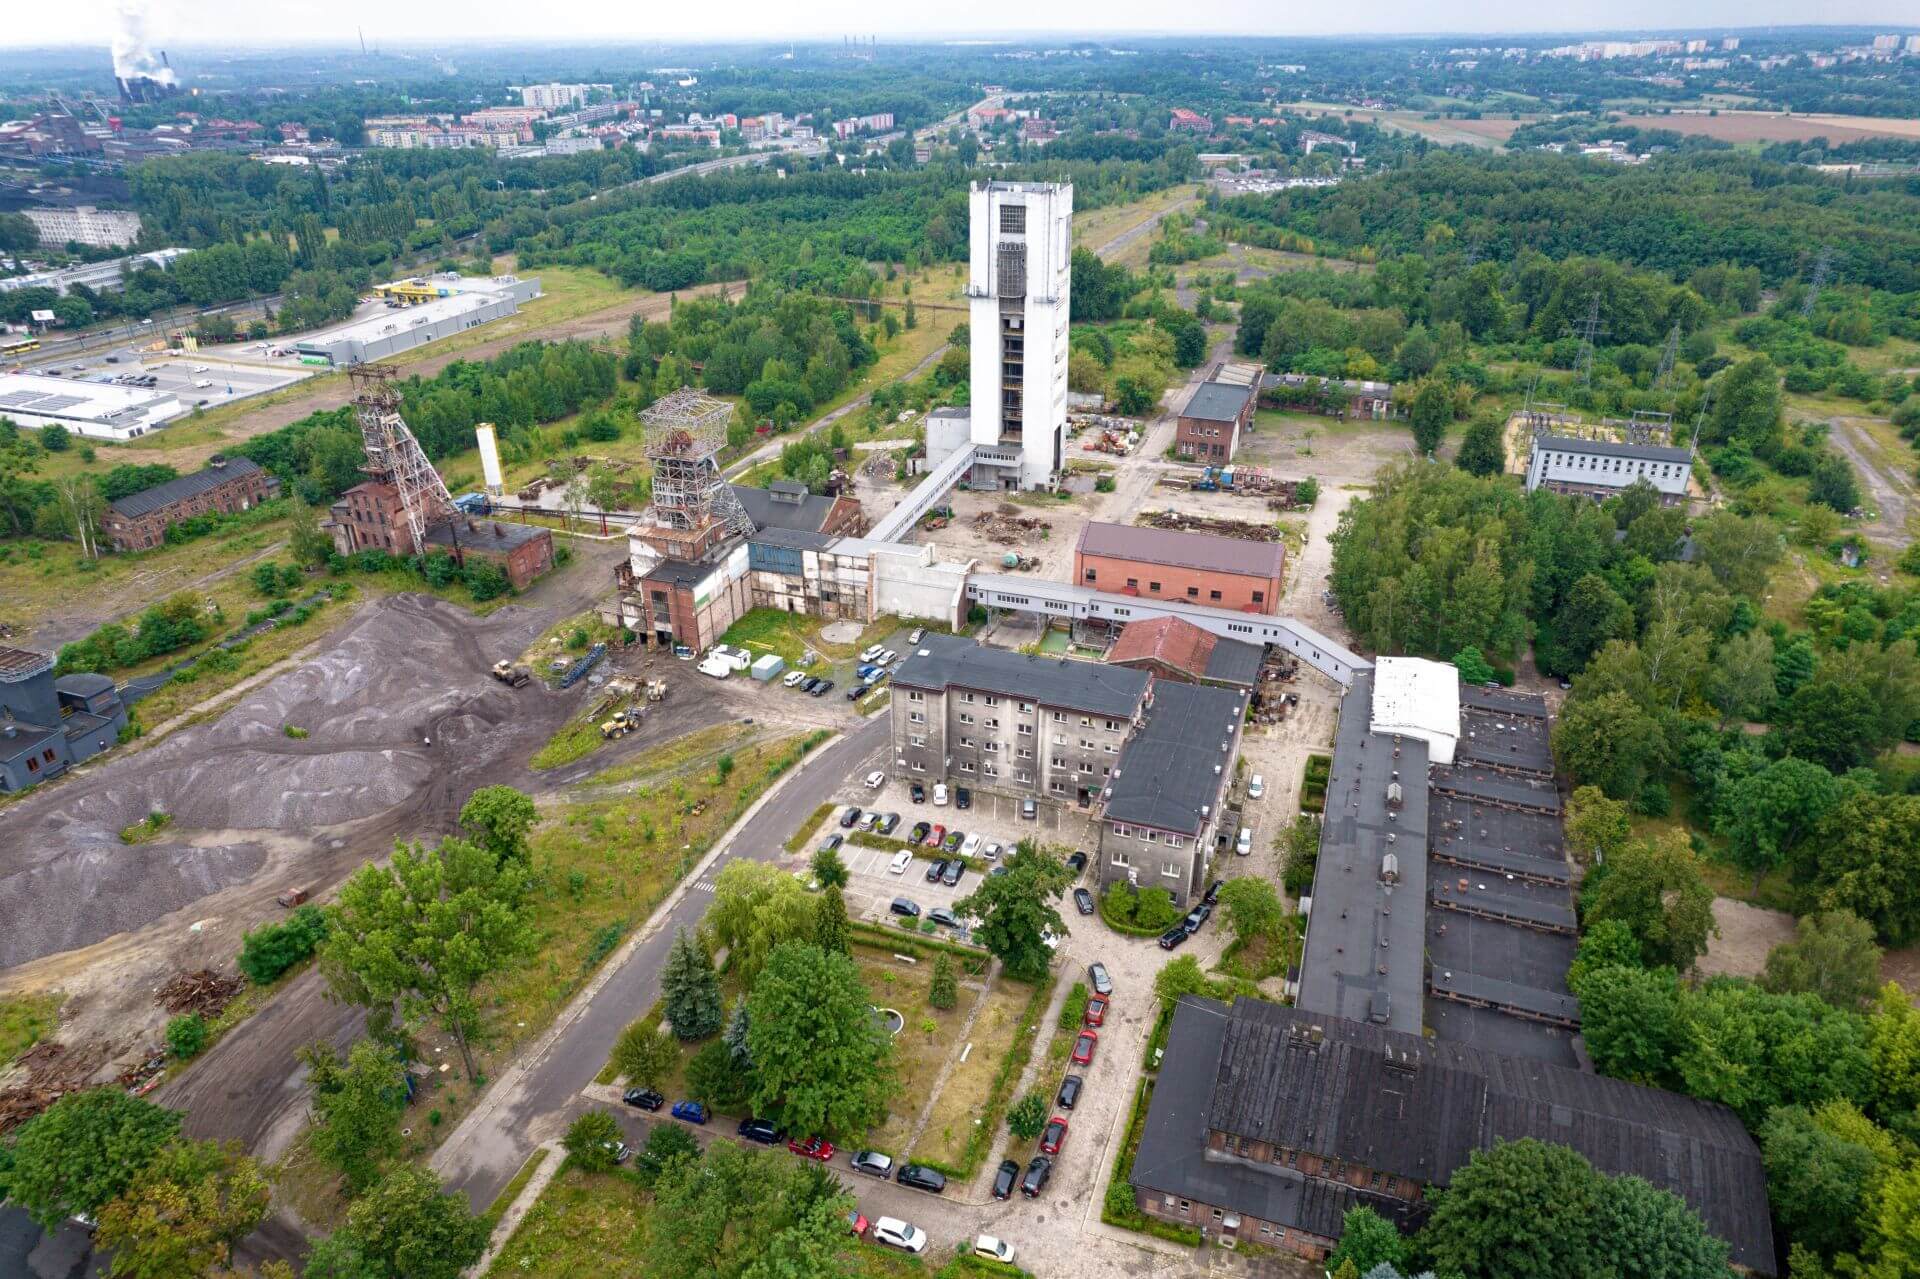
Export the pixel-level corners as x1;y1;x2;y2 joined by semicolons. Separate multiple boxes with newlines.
1020;797;1037;820
1021;1155;1053;1197
1073;887;1095;916
819;833;843;853
1247;773;1265;800
974;1236;1017;1264
924;824;946;848
873;1218;927;1254
860;644;885;663
738;1117;781;1145
990;865;1010;877
1040;1116;1069;1155
1066;850;1088;874
908;628;924;643
991;1158;1020;1200
788;1136;836;1161
941;860;964;888
875;812;900;835
810;679;835;697
1057;1074;1083;1110
954;786;972;810
1158;926;1189;950
933;783;949;806
603;1140;632;1165
888;850;914;875
1085;993;1109;1026
846;682;871;701
1183;902;1213;934
782;670;808;688
851;1150;894;1178
857;663;881;681
896;1164;947;1194
1204;879;1225;905
839;807;863;829
622;1087;664;1111
1236;827;1253;856
908;822;931;844
890;897;921;918
801;677;824;694
865;811;888;831
1088;962;1113;996
864;770;886;790
925;858;947;883
847;1210;869;1238
929;907;963;929
941;829;964;854
1072;1031;1099;1065
697;655;731;679
671;1100;709;1124
982;841;1002;860
910;782;926;804
960;833;982;858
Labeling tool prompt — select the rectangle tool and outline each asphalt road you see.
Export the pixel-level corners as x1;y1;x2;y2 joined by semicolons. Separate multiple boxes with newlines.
432;712;891;1211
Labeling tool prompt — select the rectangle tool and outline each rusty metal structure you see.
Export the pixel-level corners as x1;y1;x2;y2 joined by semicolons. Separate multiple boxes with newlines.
349;364;456;555
641;387;752;547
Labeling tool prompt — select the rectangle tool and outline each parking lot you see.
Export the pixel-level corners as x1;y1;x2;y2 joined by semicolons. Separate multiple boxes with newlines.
37;348;313;417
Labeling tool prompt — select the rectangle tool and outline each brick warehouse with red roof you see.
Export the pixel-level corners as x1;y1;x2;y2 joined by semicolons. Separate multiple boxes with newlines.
1074;522;1285;615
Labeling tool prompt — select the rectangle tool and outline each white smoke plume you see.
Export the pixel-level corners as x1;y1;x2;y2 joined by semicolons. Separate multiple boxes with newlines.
112;0;177;86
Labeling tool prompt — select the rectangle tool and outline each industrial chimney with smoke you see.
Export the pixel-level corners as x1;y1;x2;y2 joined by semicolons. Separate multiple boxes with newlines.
113;0;179;104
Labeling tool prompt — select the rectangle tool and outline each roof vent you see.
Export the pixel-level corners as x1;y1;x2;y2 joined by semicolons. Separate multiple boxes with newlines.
1381;852;1399;884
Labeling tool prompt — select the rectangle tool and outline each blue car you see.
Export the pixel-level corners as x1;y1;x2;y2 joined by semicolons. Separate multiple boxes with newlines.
672;1100;710;1124
857;663;881;681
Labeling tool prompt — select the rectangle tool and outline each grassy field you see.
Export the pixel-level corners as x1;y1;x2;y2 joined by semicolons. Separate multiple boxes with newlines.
907;976;1031;1170
1072;184;1201;254
0;992;63;1066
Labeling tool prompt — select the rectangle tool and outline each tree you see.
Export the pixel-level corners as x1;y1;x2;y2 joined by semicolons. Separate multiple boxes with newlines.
685;1037;753;1111
1716;757;1841;894
1779;658;1888;771
1216;878;1285;944
631;1122;699;1189
1762;911;1883;1011
288;496;334;567
1571;963;1682;1084
1580;831;1716;971
1171;315;1207;368
165;1014;207;1060
708;860;815;983
1552;690;1666;800
953;844;1072;981
1587;1172;1732;1279
928;954;958;1010
39;423;71;452
457;785;537;867
94;1138;269;1279
563;1110;623;1173
643;1139;852;1279
1867;982;1920;1119
661;927;724;1040
1563;786;1631;866
1707;356;1784;451
1808;453;1861;513
1803;791;1920;946
811;884;850;957
1704;629;1777;725
612;1018;679;1089
1677;980;1874;1126
1421;1139;1605;1279
318;1166;487;1279
320;837;534;1080
1454;417;1506;476
1692;510;1782;599
1154;954;1229;1006
301;1038;405;1192
1451;645;1496;685
1408;379;1452;455
1760;1106;1881;1259
746;942;894;1140
1565;919;1643;993
1549;574;1634;674
1007;1092;1048;1140
5;1089;181;1229
1327;1206;1410;1277
810;843;848;890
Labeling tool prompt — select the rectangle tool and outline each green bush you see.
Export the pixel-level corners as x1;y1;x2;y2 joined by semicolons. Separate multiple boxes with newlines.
1058;981;1089;1031
1133;887;1180;931
562;1110;623;1173
1099;884;1169;937
165;1013;208;1060
1007;1091;1049;1140
237;904;329;985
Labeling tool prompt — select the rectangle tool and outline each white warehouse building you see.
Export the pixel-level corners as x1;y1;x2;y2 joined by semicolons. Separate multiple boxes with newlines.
0;373;183;441
292;274;541;367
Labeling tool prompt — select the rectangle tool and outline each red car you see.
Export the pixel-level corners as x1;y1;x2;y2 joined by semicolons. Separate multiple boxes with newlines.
1072;1030;1098;1065
1084;994;1109;1027
1040;1115;1069;1155
847;1210;869;1237
925;824;946;848
789;1136;837;1162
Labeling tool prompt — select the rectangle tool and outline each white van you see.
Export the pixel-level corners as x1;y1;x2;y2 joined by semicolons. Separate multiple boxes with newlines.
697;655;731;679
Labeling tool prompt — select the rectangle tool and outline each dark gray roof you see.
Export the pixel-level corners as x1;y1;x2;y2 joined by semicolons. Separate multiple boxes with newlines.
892;633;1148;719
1203;637;1264;687
641;556;709;585
1458;684;1549;718
1430;765;1560;814
1078;522;1284;579
1105;681;1246;835
422;519;550;553
1203;998;1774;1272
1536;435;1691;464
55;673;116;698
1457;706;1554;776
751;526;837;553
731;483;843;534
1133;998;1417;1240
1180;380;1254;423
108;457;266;519
0;722;60;761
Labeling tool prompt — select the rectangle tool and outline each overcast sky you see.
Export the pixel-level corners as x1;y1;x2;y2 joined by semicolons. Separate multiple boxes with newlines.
5;0;1915;50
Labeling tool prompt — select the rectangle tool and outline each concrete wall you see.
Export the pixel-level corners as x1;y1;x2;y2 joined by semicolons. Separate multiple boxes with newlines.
869;543;969;629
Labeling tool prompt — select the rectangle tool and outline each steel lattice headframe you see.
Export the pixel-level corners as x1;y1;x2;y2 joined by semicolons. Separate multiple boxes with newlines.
349;363;455;554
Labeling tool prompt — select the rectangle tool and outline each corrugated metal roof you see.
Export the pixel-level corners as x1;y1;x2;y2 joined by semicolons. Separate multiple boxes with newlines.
1536;434;1691;464
1077;522;1284;579
892;633;1148;719
108;458;267;519
0;648;53;678
1180;380;1254;423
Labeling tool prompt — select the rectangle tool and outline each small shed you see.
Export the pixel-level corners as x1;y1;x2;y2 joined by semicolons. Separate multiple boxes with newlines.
750;654;786;681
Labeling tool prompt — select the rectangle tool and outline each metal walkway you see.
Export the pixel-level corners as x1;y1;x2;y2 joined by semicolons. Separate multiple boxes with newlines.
865;443;976;544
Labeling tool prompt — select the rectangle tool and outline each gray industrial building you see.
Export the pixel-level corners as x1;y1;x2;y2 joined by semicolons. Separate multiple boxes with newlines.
293;274;541;367
0;647;128;793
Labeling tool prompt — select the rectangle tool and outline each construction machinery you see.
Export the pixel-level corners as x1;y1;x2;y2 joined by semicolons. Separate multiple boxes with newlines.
600;707;644;739
491;660;532;687
645;678;669;703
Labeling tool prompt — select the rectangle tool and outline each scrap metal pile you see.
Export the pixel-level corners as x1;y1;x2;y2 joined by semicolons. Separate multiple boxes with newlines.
973;505;1053;545
1135;509;1282;542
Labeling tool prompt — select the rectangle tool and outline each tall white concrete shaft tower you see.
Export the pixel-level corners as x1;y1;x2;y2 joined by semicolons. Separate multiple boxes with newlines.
967;180;1072;491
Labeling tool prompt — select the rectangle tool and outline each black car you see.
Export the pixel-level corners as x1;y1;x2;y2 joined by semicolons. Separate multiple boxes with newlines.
1057;1074;1083;1110
1088;962;1113;997
810;679;835;697
897;1164;947;1194
622;1087;664;1111
839;807;863;829
991;1158;1020;1200
1066;850;1088;874
1182;902;1213;934
737;1117;781;1145
929;906;963;929
875;812;900;835
910;782;926;803
1157;926;1189;951
1203;880;1225;906
846;682;870;701
1021;1156;1053;1198
801;677;824;694
820;833;844;852
955;786;972;810
890;897;921;918
1073;887;1095;916
940;860;963;888
909;821;931;844
925;858;947;883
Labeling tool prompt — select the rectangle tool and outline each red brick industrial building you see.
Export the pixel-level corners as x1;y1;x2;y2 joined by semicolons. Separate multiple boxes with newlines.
1174;381;1256;463
328;482;554;590
103;456;279;552
1074;522;1285;614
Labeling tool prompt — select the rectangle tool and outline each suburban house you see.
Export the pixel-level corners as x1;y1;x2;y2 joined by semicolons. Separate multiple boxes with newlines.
1075;522;1285;615
103;456;279;552
1174;381;1256;463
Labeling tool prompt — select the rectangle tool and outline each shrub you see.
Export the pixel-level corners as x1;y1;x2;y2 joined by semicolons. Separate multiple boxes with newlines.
237;904;330;985
1058;981;1089;1031
1133;887;1180;932
563;1110;623;1173
165;1013;208;1060
1007;1092;1049;1140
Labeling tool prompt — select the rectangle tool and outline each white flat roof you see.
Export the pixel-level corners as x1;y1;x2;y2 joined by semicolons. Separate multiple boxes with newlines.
1368;655;1461;765
297;291;500;349
0;371;180;424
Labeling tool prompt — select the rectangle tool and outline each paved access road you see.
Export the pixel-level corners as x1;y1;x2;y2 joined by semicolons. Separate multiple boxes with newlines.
431;713;892;1210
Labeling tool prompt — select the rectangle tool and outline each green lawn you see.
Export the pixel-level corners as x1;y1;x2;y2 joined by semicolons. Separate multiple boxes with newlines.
0;992;62;1066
